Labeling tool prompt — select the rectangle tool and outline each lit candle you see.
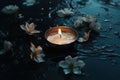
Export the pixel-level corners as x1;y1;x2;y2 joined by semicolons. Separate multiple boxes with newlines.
45;26;78;45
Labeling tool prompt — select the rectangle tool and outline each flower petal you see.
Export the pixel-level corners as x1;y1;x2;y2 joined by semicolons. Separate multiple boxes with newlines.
74;60;85;68
34;57;45;63
40;53;45;57
4;41;12;51
20;25;27;31
30;43;36;52
78;37;84;43
37;46;42;51
30;22;35;29
63;68;71;75
59;60;69;68
65;55;73;64
31;30;40;34
25;22;29;32
73;67;82;75
0;50;6;55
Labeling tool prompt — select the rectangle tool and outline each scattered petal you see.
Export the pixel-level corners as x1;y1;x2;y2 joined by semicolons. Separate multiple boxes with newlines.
63;68;71;74
1;5;19;14
59;61;69;68
57;8;74;17
4;41;12;51
73;67;82;75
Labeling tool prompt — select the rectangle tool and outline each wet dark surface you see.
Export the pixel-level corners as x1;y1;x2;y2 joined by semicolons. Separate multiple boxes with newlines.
0;0;120;80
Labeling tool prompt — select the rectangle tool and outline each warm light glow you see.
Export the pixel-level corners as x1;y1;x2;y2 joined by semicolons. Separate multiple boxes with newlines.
58;28;62;38
58;29;62;35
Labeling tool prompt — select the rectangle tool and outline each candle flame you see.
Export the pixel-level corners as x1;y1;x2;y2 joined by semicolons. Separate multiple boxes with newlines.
58;29;62;35
58;29;62;38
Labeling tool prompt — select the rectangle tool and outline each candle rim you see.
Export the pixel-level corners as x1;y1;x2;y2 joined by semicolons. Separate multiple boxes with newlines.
45;26;78;45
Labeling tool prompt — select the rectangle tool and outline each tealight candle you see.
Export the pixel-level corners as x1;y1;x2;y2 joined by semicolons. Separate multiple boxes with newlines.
45;26;78;45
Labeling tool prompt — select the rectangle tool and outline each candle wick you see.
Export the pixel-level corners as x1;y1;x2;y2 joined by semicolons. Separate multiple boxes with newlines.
60;34;62;38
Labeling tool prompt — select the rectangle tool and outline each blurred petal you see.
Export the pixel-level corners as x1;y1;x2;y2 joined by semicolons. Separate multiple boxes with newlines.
20;25;27;31
74;60;85;68
30;43;36;52
4;41;12;51
31;30;40;34
40;53;45;57
29;22;35;29
0;50;6;55
37;46;42;51
78;37;84;43
59;60;68;68
25;22;29;31
63;68;71;74
73;56;79;62
65;55;73;64
73;67;82;75
34;57;45;63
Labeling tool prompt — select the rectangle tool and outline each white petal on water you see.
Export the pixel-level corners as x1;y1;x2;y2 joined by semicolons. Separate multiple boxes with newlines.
25;22;30;32
78;37;84;43
57;8;74;17
73;67;82;75
63;68;71;74
3;41;12;51
20;25;27;31
30;43;36;52
34;57;45;63
65;55;74;64
0;50;6;55
29;23;35;30
74;60;85;68
23;0;36;6
1;5;19;14
59;60;69;68
31;30;40;34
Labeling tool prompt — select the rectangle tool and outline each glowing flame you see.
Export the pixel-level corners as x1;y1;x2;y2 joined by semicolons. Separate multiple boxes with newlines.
58;29;62;38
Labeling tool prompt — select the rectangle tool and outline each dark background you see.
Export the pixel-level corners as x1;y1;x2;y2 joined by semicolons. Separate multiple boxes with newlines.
0;0;120;80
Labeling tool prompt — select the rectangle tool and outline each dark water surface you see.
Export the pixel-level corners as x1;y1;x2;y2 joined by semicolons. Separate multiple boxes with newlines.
0;0;120;80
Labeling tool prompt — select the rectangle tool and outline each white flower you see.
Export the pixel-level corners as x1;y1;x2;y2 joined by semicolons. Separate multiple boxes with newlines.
57;8;74;17
20;22;40;35
30;43;45;63
59;55;85;75
1;5;19;14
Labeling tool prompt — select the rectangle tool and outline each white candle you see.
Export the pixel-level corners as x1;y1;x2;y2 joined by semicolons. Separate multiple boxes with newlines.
47;29;76;45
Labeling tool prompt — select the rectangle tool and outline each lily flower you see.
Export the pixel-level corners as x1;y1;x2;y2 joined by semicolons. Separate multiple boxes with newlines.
30;43;45;63
57;8;74;17
59;55;85;75
78;30;91;42
20;22;40;35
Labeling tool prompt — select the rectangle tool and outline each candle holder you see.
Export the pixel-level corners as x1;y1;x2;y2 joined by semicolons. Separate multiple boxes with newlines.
45;26;78;50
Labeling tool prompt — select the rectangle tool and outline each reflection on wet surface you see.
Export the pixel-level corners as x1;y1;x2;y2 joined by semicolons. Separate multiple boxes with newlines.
0;0;120;80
